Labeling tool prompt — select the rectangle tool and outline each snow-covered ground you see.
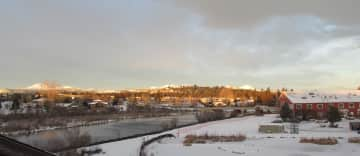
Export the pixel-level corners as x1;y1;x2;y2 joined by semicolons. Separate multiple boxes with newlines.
91;115;360;156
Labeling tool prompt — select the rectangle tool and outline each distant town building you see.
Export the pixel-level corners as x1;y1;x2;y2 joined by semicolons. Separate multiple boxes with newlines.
89;99;109;109
234;98;255;107
0;101;13;115
114;100;128;112
32;98;47;106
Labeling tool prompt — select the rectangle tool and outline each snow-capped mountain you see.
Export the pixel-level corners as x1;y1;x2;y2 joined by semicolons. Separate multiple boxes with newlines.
224;85;255;90
26;82;78;90
26;83;44;90
149;84;181;89
238;85;255;90
23;82;255;92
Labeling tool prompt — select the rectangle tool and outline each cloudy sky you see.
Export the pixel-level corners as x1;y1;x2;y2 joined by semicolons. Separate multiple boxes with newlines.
1;0;360;90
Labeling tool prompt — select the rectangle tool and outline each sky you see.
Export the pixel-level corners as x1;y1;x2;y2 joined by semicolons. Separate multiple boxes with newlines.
1;0;360;90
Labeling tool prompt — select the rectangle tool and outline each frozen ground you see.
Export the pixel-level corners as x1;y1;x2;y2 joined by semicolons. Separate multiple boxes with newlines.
92;115;360;156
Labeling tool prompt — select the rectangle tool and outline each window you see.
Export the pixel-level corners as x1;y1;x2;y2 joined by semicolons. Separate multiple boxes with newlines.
307;104;312;109
317;104;324;109
339;103;344;109
296;104;302;110
349;103;355;109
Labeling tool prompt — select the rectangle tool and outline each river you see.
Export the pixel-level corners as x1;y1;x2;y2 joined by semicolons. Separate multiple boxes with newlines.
12;114;197;152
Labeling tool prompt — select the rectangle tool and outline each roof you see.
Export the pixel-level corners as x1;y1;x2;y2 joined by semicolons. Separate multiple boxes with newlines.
89;100;108;105
32;98;47;102
284;90;360;104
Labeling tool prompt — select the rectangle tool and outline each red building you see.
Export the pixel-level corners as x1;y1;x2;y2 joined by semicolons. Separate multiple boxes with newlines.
279;91;360;118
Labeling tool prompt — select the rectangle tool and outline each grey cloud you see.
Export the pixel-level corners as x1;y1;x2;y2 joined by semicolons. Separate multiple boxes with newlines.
173;0;360;28
1;0;360;90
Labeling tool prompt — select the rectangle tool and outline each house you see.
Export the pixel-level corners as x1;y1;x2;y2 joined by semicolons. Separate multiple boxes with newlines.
21;102;45;113
32;98;47;106
160;96;176;104
279;91;360;118
200;97;211;104
213;98;227;107
55;103;73;108
113;100;128;112
88;99;109;109
194;102;205;108
234;98;255;107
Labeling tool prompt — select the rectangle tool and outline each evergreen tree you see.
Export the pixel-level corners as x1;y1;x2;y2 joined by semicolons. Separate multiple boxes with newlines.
280;103;292;121
327;106;341;127
11;94;21;111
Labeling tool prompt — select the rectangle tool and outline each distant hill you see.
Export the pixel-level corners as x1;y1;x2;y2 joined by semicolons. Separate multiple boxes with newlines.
21;82;256;93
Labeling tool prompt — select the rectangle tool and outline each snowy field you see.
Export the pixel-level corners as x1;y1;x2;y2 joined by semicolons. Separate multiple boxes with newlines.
91;114;360;156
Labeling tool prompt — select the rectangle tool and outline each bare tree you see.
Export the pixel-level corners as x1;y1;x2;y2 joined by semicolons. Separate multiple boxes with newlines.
218;87;234;99
65;129;91;148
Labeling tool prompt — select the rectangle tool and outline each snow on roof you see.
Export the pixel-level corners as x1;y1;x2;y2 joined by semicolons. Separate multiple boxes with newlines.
32;98;47;102
284;90;360;104
89;99;108;105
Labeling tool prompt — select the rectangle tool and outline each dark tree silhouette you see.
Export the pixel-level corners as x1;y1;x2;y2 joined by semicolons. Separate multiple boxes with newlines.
280;103;292;121
327;106;341;127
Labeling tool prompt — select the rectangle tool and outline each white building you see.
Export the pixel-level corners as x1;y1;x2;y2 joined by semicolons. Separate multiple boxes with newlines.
0;101;13;115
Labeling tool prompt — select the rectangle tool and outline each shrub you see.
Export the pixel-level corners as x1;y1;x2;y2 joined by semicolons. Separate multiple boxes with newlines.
230;109;241;118
348;137;360;144
243;109;247;114
64;129;91;148
266;109;271;114
196;109;225;123
212;109;225;120
161;118;178;130
169;118;178;128
255;107;264;116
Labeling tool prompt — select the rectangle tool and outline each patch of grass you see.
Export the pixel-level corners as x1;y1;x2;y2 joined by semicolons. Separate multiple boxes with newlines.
183;134;246;146
299;137;338;145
